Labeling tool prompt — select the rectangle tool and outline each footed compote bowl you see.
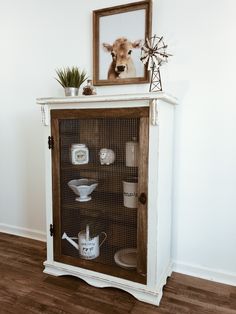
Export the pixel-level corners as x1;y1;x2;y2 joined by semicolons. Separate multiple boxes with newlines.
68;179;98;202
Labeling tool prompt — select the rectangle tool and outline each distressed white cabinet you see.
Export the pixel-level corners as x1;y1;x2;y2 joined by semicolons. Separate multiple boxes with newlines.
37;92;177;306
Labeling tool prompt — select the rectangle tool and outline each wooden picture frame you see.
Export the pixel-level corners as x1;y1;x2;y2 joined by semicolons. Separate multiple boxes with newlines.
93;1;152;86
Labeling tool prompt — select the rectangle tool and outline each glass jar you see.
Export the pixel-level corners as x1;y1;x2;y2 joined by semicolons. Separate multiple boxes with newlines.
82;80;97;96
71;144;89;165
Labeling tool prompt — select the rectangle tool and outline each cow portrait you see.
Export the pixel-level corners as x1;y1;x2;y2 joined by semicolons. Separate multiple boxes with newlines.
103;37;142;80
93;1;151;85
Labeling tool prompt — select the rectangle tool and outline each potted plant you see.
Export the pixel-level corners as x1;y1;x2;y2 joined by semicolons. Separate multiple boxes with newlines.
55;66;87;96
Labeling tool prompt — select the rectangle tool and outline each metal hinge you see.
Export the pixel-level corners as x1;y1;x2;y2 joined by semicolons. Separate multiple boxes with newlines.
48;136;54;150
50;224;54;237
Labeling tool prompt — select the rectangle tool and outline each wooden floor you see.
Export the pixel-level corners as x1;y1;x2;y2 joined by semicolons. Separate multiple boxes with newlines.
0;233;235;314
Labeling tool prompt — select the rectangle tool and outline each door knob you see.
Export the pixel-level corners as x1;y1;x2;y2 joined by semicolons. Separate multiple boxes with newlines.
138;193;147;205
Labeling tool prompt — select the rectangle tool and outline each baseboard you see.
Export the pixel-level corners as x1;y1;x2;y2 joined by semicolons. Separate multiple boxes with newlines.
1;225;235;288
0;223;46;242
173;260;236;287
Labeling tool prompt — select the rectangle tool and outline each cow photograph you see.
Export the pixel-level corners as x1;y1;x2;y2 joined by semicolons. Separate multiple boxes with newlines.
102;37;143;80
93;1;152;86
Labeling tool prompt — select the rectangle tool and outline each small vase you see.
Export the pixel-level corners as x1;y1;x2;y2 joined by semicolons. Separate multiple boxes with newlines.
64;87;79;97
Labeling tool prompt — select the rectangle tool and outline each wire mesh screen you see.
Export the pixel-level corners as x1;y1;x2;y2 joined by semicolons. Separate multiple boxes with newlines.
59;117;141;276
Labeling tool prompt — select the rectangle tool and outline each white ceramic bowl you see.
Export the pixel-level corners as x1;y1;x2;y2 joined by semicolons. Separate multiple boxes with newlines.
68;179;98;202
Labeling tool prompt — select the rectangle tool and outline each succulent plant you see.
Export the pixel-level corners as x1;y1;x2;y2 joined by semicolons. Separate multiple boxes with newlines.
55;66;87;88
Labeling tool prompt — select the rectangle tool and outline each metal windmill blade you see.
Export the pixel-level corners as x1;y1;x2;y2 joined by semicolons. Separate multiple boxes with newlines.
140;35;172;92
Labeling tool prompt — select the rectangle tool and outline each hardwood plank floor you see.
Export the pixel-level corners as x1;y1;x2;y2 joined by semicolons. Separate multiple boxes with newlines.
0;232;235;313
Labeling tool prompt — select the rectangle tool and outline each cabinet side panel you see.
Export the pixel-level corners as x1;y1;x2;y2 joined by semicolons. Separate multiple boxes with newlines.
156;102;174;287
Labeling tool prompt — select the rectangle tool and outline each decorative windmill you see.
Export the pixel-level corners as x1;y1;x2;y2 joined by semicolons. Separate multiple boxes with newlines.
140;35;172;92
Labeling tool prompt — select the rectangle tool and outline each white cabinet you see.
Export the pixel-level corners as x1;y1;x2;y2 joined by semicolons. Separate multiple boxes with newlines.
37;92;177;306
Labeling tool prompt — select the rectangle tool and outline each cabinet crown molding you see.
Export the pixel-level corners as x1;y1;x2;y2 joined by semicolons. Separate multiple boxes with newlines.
36;92;178;106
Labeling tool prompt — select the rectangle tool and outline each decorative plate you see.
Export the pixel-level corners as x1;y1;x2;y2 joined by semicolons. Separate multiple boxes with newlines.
114;248;137;269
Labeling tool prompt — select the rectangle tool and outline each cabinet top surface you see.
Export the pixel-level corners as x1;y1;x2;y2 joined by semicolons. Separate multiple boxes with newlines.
36;92;178;106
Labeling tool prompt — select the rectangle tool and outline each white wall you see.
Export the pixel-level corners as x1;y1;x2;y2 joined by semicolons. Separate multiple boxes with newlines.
0;0;235;285
159;0;236;284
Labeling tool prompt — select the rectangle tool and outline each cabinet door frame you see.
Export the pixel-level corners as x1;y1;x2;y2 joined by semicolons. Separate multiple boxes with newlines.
50;107;149;284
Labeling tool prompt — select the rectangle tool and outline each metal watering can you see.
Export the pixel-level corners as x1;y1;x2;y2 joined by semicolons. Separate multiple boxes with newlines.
62;225;107;260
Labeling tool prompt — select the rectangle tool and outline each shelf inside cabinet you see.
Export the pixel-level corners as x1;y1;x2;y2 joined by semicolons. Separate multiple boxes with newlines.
61;162;138;174
58;252;146;284
61;165;138;195
62;195;137;226
61;243;146;284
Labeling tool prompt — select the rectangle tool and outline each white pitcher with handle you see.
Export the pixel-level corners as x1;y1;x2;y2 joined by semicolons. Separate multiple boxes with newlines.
62;225;107;260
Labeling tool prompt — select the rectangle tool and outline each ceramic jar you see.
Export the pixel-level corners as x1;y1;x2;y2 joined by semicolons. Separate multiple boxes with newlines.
125;137;139;167
123;177;138;208
71;144;89;165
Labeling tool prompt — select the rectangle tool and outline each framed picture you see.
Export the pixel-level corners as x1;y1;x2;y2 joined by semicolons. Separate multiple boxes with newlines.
93;1;152;86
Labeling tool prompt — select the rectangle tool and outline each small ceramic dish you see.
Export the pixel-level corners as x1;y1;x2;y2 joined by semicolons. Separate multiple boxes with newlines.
114;248;137;269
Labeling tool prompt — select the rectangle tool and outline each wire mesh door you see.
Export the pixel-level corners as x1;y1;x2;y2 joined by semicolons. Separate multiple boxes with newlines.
51;108;149;284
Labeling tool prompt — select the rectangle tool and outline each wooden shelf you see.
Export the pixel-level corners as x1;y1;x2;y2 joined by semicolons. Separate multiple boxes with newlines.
58;246;146;284
62;242;130;267
62;196;137;226
61;162;138;173
61;163;138;194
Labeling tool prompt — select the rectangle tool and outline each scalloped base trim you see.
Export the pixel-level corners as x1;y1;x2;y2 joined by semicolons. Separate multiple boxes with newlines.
43;260;172;306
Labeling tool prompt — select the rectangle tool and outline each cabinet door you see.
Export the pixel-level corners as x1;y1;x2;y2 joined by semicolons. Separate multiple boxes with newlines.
51;107;149;284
